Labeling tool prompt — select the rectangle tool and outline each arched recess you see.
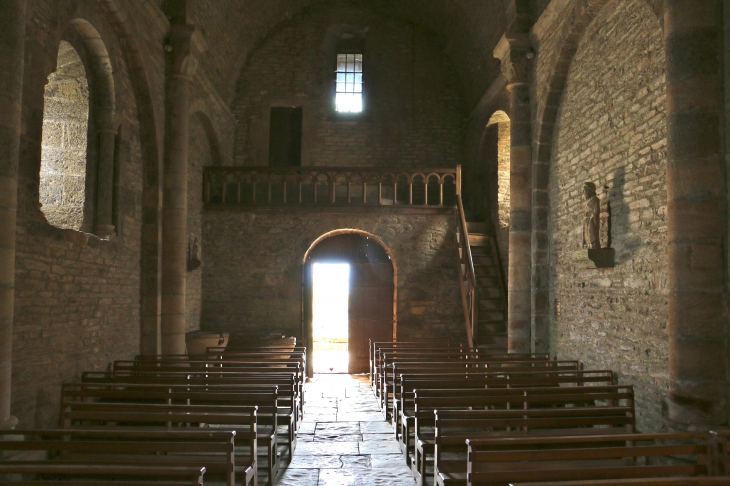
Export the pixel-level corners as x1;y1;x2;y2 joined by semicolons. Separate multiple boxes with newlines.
39;18;116;233
302;229;396;376
96;0;164;355
486;110;511;266
530;0;611;353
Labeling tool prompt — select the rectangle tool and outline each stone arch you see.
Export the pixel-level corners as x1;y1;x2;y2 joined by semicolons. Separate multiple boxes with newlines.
39;40;90;230
487;110;511;232
38;18;118;233
302;229;397;376
543;0;667;430
529;0;666;353
96;0;164;355
190;108;223;167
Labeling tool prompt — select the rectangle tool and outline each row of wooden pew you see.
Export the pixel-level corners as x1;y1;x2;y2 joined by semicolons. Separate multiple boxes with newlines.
0;339;306;485
369;340;730;486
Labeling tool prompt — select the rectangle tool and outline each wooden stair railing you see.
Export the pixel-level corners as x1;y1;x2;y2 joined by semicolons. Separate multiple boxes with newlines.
454;166;477;348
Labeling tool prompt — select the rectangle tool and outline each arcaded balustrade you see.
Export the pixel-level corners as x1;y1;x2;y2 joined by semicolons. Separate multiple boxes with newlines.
203;166;459;207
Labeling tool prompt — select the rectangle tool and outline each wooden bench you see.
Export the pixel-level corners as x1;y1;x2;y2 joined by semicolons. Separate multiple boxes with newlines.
110;360;305;419
0;429;248;485
510;479;730;486
414;385;635;486
58;401;279;486
431;407;637;486
382;359;581;417
61;381;296;457
465;433;714;486
396;370;617;463
375;350;544;404
0;464;206;485
370;341;465;386
81;370;301;431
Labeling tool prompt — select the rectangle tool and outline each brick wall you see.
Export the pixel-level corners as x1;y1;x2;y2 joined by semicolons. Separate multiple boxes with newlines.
548;0;667;431
232;3;465;169
11;0;148;428
201;209;466;344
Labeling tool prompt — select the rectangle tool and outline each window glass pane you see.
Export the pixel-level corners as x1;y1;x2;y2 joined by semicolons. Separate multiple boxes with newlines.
335;53;363;113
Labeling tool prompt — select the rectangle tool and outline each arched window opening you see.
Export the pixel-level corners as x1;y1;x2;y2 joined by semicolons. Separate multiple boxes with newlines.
40;40;89;231
487;111;511;230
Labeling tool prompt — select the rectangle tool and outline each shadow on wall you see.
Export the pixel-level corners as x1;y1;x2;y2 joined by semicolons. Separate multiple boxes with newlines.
609;165;640;261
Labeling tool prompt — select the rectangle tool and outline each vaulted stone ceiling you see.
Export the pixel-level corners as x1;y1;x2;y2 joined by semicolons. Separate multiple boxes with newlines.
187;0;513;110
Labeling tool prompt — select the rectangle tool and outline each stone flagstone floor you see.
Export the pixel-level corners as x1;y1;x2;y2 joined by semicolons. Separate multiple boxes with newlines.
275;374;416;485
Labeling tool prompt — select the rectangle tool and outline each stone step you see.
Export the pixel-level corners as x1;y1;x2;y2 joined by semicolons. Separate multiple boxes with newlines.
480;311;505;321
472;255;495;266
468;234;491;247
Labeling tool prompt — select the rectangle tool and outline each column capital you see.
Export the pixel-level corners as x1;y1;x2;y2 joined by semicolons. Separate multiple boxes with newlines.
494;34;533;87
1;415;18;430
166;24;198;78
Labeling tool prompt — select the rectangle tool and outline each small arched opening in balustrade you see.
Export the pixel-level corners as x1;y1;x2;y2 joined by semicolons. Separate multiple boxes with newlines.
302;230;396;376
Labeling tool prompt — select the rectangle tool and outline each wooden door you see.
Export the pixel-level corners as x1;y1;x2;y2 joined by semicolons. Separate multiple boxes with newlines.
349;261;394;373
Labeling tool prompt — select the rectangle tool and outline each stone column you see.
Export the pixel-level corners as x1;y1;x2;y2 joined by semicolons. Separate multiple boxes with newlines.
161;24;196;356
664;0;729;429
94;126;116;237
496;36;533;353
0;0;26;430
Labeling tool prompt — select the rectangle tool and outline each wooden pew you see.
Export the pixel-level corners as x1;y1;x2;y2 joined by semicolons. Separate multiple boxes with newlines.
395;370;617;463
81;370;301;432
414;385;635;486
370;341;465;387
58;402;279;486
110;360;305;419
431;407;636;486
381;359;581;417
0;464;207;485
510;479;730;485
465;433;714;486
375;350;545;404
370;342;469;386
61;382;296;457
0;429;248;485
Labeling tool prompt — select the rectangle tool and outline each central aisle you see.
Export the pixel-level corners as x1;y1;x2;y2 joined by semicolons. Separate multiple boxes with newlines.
276;374;416;485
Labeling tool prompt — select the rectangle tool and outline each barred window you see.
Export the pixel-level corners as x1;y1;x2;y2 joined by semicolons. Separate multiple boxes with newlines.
335;53;363;113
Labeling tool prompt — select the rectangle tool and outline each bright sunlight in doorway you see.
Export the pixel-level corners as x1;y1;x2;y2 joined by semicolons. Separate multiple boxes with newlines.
312;263;350;373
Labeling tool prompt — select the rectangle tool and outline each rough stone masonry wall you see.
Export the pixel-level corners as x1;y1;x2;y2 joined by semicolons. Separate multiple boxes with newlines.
39;40;89;231
201;210;465;343
11;0;150;428
232;3;465;168
548;0;667;432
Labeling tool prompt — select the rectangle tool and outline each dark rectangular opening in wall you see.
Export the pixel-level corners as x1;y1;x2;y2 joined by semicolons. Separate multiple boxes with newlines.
268;106;303;167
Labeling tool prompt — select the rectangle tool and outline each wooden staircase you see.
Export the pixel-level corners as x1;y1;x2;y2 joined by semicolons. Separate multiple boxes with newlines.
465;223;508;351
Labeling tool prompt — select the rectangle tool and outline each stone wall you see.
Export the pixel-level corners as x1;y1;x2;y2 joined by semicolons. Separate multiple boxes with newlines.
548;0;667;432
201;209;466;344
186;116;215;333
11;0;149;428
39;41;89;231
232;3;465;169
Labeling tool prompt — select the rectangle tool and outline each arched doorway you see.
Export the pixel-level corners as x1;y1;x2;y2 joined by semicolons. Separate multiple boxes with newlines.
303;231;395;376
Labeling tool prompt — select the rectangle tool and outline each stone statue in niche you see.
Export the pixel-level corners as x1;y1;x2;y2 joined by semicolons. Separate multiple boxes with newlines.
582;182;600;249
187;237;201;271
